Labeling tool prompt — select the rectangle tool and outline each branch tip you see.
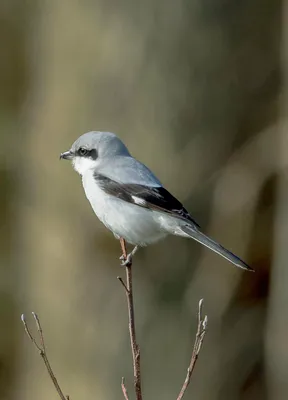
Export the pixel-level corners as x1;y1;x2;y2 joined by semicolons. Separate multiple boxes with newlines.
121;376;129;400
21;313;68;400
176;298;208;400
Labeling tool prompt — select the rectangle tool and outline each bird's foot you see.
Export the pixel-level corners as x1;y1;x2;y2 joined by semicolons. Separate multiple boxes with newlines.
119;245;139;267
120;253;133;267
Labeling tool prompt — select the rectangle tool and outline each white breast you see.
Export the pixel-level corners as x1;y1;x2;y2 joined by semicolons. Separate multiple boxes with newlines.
81;171;168;246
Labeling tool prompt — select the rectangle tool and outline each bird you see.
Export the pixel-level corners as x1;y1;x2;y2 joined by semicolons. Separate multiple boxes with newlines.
60;131;253;271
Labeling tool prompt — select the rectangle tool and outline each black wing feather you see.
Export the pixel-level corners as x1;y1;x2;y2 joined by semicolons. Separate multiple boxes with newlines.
94;174;200;227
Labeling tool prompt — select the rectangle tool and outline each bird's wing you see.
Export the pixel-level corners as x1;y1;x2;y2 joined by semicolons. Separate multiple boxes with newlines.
94;173;200;227
96;155;163;187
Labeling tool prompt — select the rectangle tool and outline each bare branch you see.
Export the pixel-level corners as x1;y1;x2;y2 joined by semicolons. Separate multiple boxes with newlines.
176;299;208;400
22;246;207;400
118;238;143;400
21;313;69;400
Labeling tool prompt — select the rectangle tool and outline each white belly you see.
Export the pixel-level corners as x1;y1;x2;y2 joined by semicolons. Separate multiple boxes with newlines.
82;173;167;246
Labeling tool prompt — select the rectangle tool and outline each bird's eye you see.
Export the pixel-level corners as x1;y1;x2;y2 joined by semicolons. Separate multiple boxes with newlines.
78;147;89;156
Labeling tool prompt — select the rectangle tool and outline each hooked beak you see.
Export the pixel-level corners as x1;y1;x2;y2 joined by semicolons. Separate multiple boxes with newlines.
60;150;73;160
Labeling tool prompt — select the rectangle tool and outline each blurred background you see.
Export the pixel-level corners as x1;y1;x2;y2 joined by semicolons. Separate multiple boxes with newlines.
0;0;286;399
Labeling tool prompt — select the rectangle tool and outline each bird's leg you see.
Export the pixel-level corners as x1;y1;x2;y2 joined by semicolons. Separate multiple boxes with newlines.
119;239;139;267
119;237;128;261
121;245;139;266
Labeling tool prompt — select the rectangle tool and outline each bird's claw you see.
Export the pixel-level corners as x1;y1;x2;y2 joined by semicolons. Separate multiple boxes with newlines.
120;253;133;266
119;245;138;266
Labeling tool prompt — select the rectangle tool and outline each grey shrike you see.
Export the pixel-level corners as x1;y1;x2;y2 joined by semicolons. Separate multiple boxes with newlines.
60;131;252;271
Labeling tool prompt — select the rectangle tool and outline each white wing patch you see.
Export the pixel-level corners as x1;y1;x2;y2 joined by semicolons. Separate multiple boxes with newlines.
131;195;147;206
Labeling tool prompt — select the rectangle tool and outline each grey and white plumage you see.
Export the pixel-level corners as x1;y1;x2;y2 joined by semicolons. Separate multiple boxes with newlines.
60;131;253;271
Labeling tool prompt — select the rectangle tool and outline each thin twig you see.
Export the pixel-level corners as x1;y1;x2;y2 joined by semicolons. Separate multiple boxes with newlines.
21;313;69;400
32;312;46;352
121;377;130;400
117;276;129;293
176;299;208;400
119;238;143;400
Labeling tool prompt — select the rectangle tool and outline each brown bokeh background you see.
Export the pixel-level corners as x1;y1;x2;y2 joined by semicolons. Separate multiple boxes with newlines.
0;0;286;399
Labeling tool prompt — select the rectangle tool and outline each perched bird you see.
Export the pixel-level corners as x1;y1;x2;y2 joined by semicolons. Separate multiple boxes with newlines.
60;131;252;271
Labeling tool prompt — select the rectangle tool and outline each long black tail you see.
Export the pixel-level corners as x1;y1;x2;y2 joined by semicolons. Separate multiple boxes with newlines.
181;225;253;271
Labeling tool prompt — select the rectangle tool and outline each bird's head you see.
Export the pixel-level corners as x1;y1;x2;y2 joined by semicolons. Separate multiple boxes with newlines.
60;131;130;175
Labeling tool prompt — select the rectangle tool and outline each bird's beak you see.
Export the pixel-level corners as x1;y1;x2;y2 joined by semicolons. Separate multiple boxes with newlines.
60;150;73;160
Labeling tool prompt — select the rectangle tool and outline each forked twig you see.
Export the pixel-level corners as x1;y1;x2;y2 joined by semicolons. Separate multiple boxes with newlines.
118;238;142;400
22;255;207;400
21;313;69;400
176;299;208;400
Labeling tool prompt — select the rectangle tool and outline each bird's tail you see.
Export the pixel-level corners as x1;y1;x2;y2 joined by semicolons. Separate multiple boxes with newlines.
180;225;253;271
